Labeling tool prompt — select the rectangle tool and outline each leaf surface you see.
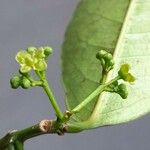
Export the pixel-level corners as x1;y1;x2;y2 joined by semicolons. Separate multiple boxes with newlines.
62;0;150;127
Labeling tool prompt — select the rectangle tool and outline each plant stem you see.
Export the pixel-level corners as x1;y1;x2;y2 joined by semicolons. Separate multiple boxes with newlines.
0;70;120;149
42;79;64;119
71;76;120;114
72;85;105;113
35;71;63;119
100;70;107;84
14;141;24;150
0;120;82;149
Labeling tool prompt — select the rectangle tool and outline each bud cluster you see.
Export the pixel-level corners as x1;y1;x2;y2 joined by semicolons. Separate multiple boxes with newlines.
96;50;114;72
96;50;135;100
10;46;52;89
107;82;128;99
10;75;31;89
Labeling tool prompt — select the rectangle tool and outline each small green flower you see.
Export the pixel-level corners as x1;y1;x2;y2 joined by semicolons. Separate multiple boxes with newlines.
16;48;47;73
118;64;136;83
33;47;45;60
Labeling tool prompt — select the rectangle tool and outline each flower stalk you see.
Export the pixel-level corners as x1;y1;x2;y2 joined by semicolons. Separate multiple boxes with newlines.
6;48;136;150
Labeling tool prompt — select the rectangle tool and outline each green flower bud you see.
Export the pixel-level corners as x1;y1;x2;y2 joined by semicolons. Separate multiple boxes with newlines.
96;50;114;72
44;47;53;57
109;81;118;89
21;77;31;89
26;47;36;54
19;69;28;76
104;53;113;61
96;50;107;60
106;59;115;72
105;81;118;92
117;84;128;99
108;59;114;67
10;76;21;89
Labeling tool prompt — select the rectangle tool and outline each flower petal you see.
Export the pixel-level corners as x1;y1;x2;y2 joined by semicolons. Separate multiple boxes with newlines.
24;56;34;66
33;60;47;71
16;51;32;64
33;47;45;59
20;65;32;73
124;73;136;83
118;64;130;79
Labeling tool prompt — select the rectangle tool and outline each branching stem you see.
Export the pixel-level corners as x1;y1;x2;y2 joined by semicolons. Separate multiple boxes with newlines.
0;120;82;149
35;71;63;119
6;47;135;150
71;76;120;114
100;70;108;84
42;79;64;119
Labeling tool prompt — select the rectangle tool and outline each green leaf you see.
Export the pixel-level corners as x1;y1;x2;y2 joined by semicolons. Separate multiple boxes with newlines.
62;0;150;128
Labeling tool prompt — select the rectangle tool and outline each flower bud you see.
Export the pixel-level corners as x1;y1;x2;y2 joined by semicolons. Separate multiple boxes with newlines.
96;50;114;72
104;53;113;61
10;76;21;89
21;77;31;89
117;84;128;99
96;50;107;60
26;47;36;54
44;47;53;57
109;81;118;89
108;59;115;67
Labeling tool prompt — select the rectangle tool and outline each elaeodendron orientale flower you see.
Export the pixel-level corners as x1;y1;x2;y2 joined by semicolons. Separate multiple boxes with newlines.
15;47;49;73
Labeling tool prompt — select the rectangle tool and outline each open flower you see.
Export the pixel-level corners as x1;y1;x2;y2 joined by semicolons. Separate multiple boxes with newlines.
16;48;47;73
118;64;136;83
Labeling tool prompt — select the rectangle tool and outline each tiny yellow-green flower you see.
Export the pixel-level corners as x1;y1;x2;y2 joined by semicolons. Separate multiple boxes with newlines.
15;48;47;73
118;64;136;83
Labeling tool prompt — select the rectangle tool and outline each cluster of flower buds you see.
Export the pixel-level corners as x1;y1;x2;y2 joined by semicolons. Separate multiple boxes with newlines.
117;84;128;99
96;50;136;99
105;63;135;99
10;75;31;89
10;46;52;89
96;50;114;72
107;82;128;99
16;46;52;73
